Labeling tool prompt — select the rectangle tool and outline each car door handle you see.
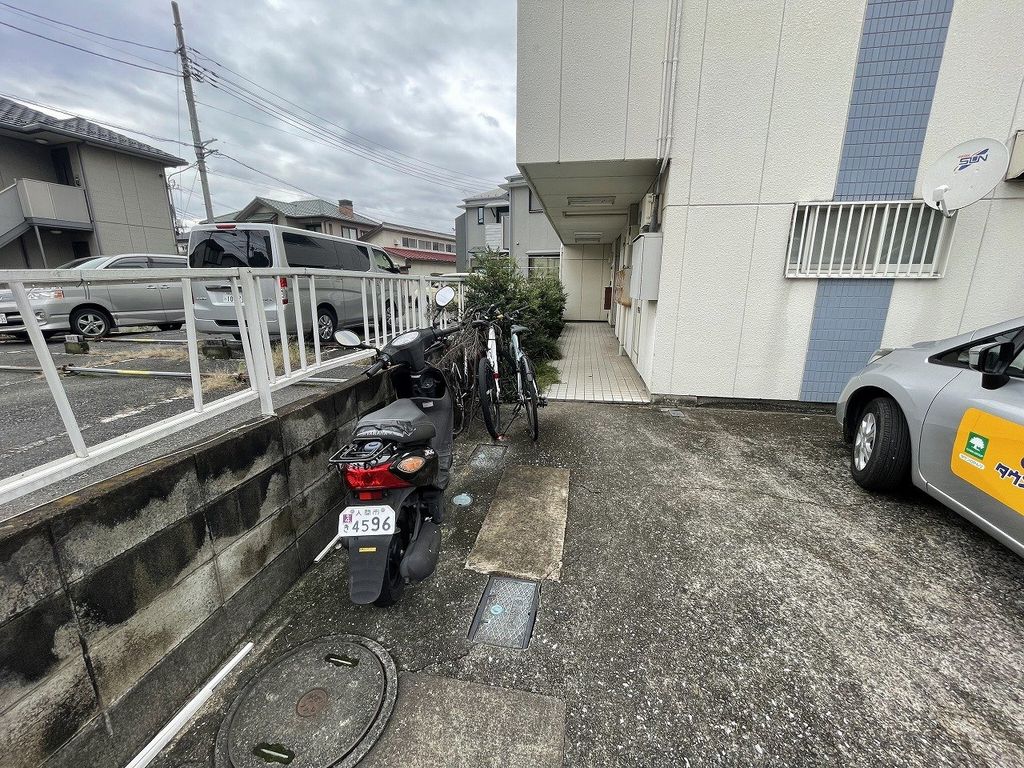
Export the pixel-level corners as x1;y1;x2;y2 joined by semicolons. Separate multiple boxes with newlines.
146;285;161;290
159;284;173;289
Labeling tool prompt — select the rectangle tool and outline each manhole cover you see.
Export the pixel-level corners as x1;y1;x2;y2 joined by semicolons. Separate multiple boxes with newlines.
214;635;397;768
468;576;540;649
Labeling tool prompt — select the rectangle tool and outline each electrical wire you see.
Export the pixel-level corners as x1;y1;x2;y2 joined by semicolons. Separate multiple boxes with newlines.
189;47;499;188
0;1;172;51
0;20;176;75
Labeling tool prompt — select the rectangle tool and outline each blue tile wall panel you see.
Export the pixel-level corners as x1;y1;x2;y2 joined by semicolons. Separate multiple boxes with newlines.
834;0;953;201
800;280;895;402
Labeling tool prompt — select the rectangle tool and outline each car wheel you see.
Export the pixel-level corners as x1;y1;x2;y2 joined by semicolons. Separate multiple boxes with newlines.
317;306;337;342
69;307;111;339
850;396;911;492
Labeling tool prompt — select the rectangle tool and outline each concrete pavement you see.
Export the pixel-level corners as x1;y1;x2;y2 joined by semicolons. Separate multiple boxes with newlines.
151;400;1024;767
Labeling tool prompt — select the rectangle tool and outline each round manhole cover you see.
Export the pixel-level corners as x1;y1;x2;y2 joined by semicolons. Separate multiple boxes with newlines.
214;635;397;768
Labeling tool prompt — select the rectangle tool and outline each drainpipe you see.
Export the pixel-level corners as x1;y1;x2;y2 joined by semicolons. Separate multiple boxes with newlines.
655;0;675;160
659;0;684;178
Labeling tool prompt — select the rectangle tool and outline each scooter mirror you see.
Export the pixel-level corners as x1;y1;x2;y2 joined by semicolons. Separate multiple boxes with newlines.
333;330;361;347
435;285;456;308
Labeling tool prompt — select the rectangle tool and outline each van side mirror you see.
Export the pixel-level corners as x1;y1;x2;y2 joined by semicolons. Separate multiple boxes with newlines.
968;340;1015;390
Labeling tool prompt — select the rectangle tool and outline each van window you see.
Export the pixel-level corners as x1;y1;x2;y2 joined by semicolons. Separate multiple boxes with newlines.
371;248;396;272
338;243;370;272
190;229;273;268
282;231;341;269
109;257;148;269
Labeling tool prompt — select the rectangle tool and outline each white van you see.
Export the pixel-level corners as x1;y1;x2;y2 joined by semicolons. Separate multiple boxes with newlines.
187;223;402;340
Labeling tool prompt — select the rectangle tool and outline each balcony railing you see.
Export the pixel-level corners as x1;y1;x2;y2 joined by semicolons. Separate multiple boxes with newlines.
0;178;92;247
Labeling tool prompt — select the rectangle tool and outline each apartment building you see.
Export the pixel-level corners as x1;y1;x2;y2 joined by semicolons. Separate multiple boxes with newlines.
517;0;1024;402
0;96;185;268
456;174;561;279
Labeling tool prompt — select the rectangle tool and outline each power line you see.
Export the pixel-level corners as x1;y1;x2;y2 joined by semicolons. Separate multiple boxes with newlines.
0;20;176;75
188;52;499;189
0;1;172;51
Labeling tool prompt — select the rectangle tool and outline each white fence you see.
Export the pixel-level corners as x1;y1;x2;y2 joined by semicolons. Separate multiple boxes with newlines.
0;266;464;505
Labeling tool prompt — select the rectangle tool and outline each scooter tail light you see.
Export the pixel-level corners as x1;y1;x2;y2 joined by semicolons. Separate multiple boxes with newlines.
343;463;411;491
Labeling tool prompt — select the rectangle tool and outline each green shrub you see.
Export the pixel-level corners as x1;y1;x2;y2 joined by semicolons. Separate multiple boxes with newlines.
464;251;567;368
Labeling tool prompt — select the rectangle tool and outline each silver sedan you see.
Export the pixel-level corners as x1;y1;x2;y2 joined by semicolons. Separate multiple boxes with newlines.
838;317;1024;557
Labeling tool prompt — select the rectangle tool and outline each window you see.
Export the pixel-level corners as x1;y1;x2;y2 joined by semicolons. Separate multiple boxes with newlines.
401;237;415;248
372;248;396;273
189;229;273;268
303;223;323;233
446;244;454;253
109;257;148;269
786;201;954;278
528;254;559;278
282;231;341;269
341;227;357;239
477;206;484;225
932;329;1023;369
433;242;442;251
151;257;186;269
528;189;542;213
338;243;371;272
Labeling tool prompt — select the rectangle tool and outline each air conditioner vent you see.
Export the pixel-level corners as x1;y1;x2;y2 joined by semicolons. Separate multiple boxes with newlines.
567;195;616;207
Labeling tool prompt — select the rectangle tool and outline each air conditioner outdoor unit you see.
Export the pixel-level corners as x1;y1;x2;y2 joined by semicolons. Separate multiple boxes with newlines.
639;193;658;231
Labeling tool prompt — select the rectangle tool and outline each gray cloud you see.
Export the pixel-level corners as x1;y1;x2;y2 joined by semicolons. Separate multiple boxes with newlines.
0;0;516;232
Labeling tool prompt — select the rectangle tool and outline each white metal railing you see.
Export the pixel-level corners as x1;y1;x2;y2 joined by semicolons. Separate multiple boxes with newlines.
785;200;955;279
0;266;464;505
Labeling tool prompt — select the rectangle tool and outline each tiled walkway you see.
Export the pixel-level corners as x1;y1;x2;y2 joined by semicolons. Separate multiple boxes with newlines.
546;322;650;403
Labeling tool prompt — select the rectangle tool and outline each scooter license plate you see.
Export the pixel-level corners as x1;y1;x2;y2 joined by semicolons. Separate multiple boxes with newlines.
339;505;396;536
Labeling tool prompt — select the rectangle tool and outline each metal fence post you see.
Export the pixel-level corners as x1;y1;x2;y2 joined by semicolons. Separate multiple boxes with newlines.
9;281;88;457
309;275;321;366
239;272;275;415
180;277;204;413
418;276;427;326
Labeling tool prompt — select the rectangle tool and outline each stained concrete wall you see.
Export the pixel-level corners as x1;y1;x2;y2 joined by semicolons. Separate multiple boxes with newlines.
0;373;391;767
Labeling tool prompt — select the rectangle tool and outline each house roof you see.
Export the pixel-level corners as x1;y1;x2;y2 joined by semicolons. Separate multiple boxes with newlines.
362;221;455;241
384;246;457;264
0;96;187;166
231;196;379;227
461;186;508;205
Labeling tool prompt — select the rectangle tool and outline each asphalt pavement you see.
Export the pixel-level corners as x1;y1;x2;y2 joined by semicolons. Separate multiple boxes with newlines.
150;400;1024;767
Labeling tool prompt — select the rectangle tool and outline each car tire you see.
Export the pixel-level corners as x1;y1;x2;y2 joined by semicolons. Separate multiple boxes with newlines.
850;396;911;492
69;307;112;339
157;323;182;332
316;306;337;342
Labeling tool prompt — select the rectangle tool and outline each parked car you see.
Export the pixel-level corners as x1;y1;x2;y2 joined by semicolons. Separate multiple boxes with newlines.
0;253;188;339
838;317;1024;557
187;223;402;341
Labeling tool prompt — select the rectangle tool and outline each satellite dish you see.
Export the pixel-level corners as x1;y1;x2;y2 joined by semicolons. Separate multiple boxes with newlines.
921;138;1009;217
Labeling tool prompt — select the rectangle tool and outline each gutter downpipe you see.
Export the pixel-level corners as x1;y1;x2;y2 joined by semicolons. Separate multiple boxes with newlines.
655;0;675;161
659;0;684;180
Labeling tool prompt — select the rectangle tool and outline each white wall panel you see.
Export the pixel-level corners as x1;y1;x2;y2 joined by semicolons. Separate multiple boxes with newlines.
733;205;817;399
625;0;671;160
516;0;562;164
687;0;784;205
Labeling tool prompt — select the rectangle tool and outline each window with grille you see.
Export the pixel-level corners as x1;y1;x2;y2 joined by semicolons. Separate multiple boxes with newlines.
785;201;954;278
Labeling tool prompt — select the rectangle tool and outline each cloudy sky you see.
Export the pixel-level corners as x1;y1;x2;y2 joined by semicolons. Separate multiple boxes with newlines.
0;0;516;233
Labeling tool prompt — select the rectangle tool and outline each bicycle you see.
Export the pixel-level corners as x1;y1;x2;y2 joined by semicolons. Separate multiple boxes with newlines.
497;308;543;441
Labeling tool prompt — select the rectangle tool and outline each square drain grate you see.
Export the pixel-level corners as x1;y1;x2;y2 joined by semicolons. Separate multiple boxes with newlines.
469;576;540;649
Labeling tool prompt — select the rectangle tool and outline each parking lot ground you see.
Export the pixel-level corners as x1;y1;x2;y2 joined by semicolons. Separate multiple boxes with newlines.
0;329;363;517
151;400;1024;767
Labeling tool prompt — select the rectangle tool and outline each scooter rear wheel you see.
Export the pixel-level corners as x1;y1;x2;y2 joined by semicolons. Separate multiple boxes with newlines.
374;509;411;607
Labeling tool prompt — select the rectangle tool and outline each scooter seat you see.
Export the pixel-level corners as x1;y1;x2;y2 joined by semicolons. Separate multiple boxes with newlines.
354;399;435;443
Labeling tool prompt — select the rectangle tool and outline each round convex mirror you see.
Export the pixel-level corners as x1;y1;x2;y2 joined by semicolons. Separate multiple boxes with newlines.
435;285;456;307
334;330;361;347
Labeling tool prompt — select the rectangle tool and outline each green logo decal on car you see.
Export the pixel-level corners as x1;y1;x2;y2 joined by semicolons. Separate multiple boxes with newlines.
964;432;989;460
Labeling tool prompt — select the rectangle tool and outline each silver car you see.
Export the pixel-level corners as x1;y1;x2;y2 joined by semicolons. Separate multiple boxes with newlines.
838;317;1024;557
0;254;188;339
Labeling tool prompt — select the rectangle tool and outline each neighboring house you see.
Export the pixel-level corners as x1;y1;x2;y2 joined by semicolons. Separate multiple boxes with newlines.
517;0;1024;402
455;174;560;276
218;197;378;238
0;96;185;269
381;246;457;277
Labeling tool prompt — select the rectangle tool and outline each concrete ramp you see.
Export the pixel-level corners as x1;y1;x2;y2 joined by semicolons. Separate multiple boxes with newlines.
466;465;570;581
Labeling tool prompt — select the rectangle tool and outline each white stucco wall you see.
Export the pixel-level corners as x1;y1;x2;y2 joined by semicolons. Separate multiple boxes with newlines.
562;243;610;321
509;185;561;272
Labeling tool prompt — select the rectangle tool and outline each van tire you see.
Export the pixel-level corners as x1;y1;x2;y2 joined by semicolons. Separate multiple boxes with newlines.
317;306;337;342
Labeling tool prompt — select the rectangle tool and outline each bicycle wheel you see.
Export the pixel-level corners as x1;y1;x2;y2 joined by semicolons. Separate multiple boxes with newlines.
478;356;502;439
449;359;473;436
520;355;539;441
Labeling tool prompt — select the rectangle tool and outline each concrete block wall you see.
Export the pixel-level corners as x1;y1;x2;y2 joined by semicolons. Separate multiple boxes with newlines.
0;373;391;767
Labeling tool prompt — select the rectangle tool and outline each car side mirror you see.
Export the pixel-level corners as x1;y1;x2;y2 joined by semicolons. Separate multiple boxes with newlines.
968;340;1015;390
333;330;362;348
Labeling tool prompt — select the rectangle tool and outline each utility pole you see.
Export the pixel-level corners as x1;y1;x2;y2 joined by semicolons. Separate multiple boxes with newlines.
171;1;214;222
